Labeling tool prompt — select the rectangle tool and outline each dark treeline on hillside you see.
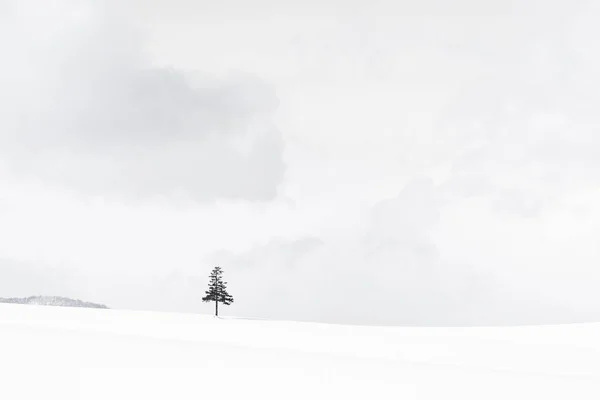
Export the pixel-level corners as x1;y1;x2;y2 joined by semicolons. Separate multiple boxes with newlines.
0;296;108;309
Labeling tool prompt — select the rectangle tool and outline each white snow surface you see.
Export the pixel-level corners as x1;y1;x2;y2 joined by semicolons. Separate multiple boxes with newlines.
1;304;599;399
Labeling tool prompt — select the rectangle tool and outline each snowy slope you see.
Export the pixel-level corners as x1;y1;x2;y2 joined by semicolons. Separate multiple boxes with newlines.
1;304;599;399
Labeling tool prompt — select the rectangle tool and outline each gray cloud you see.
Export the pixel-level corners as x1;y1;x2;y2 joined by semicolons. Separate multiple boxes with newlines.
0;0;284;202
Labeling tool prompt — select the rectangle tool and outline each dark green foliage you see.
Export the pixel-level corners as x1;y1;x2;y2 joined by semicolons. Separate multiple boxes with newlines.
202;266;234;316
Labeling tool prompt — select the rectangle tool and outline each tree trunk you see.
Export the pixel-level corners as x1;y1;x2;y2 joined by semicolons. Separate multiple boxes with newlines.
215;300;219;317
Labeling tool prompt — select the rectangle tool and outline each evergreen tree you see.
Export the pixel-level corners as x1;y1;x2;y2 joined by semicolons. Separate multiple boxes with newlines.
202;266;234;316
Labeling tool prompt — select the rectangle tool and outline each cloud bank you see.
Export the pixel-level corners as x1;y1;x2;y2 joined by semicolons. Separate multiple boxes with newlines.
0;0;284;202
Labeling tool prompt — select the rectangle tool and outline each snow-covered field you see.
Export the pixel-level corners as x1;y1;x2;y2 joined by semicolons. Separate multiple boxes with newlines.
1;304;599;399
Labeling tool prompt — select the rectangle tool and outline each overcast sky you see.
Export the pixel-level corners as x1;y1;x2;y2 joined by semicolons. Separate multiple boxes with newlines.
1;0;600;326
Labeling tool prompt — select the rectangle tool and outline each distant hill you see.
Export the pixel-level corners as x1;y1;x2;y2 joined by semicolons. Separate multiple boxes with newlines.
0;296;108;309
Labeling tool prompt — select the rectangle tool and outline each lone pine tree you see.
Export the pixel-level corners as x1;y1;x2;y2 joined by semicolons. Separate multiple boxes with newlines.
202;266;234;316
